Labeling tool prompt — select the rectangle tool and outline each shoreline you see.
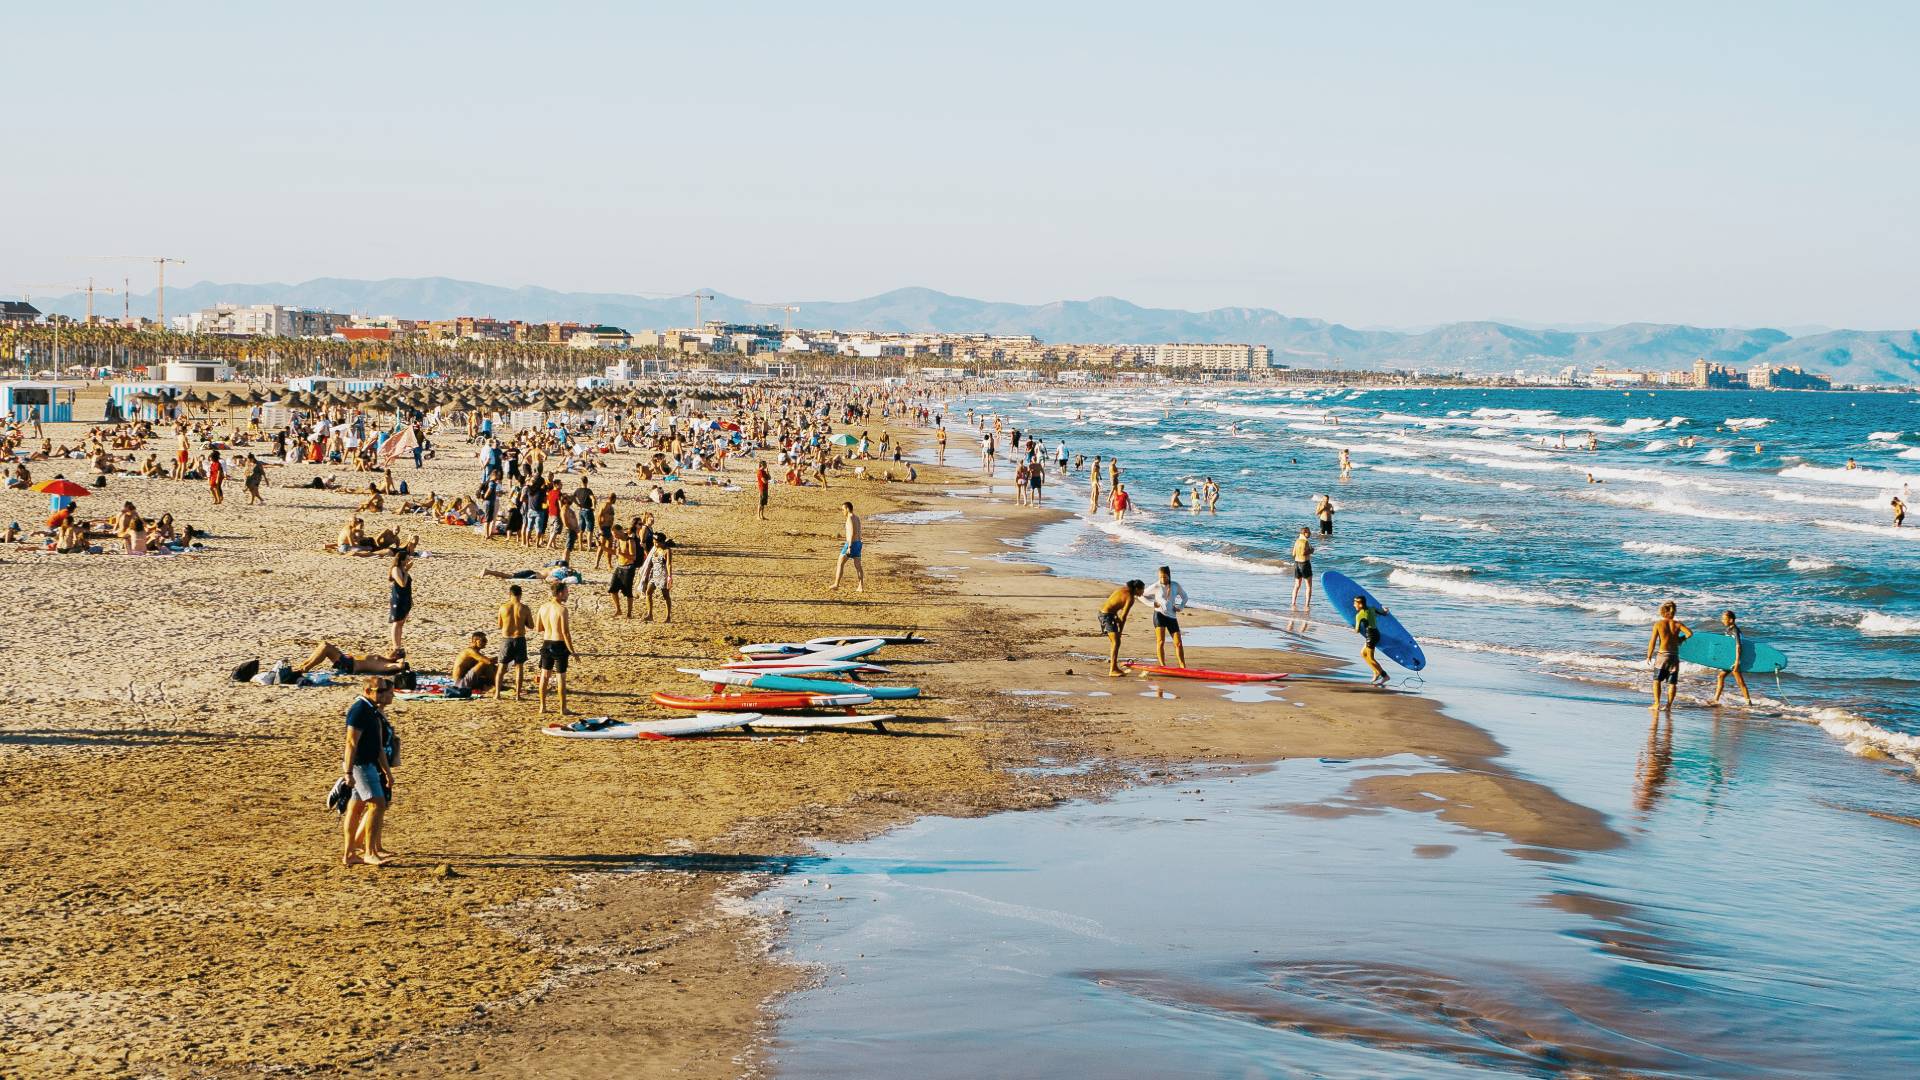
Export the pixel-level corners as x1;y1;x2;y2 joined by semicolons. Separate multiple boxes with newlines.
0;411;1618;1078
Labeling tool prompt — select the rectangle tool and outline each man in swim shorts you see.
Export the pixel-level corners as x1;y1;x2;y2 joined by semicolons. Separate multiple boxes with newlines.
535;581;575;715
1290;527;1315;610
1645;601;1692;714
1141;565;1189;669
494;584;531;699
831;501;865;592
1099;579;1145;676
452;632;498;692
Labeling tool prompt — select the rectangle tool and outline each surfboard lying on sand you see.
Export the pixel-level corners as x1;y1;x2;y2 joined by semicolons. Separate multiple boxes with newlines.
1124;662;1289;682
737;638;888;659
1678;631;1788;673
542;713;761;739
1320;570;1427;672
740;713;898;732
682;668;922;700
715;658;886;675
651;691;876;712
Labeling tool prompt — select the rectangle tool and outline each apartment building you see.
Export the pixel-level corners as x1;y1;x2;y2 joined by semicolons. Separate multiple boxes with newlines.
1144;343;1272;371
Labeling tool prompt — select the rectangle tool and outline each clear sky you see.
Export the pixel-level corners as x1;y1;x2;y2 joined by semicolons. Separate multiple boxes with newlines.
4;1;1916;329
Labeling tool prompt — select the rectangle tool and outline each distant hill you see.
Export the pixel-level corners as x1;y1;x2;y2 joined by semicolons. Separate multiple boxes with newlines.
37;276;1920;385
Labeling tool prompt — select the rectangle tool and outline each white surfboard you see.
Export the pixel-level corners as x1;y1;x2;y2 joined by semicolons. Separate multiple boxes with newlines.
541;713;760;739
737;638;887;661
716;658;887;675
682;668;762;687
743;713;898;731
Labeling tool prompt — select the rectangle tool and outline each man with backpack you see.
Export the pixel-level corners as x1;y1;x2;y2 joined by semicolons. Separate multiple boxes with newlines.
341;677;397;867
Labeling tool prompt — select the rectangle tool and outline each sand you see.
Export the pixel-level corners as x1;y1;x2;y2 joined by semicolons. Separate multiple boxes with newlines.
0;402;1614;1078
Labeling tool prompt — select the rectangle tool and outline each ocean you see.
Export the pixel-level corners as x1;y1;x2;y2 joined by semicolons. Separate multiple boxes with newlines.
757;385;1920;1078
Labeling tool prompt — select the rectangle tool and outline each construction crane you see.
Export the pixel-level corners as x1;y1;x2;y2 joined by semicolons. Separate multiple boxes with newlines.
746;303;802;332
689;291;715;328
87;256;186;326
12;279;116;319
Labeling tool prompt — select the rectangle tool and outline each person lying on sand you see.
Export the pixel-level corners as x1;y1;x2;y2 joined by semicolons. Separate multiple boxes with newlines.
295;641;408;677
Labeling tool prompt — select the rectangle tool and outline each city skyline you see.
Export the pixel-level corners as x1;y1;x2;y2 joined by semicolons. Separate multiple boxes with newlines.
4;3;1917;329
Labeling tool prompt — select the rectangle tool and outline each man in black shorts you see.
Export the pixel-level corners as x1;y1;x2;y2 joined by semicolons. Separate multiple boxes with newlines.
534;581;575;715
1140;565;1190;669
1290;526;1315;610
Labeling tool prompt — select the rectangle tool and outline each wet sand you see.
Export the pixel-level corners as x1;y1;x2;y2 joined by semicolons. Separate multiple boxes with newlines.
0;409;1610;1077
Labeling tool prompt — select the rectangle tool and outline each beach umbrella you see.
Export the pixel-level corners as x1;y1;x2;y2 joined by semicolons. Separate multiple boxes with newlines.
33;478;92;498
828;433;859;447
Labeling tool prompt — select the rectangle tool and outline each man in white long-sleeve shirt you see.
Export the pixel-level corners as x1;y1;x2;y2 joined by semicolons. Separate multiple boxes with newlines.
1141;565;1189;669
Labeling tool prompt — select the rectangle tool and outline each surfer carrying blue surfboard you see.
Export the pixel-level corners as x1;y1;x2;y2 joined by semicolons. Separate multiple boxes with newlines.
1709;611;1753;708
1350;595;1389;686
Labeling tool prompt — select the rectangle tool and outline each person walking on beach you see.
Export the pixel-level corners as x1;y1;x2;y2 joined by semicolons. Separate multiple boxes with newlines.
243;453;266;505
1111;482;1131;522
340;677;396;867
387;549;413;652
207;449;225;505
1099;579;1145;676
535;581;575;716
1708;609;1753;707
755;459;770;521
1645;601;1692;714
494;584;531;699
1290;527;1315;610
1142;565;1190;669
831;501;865;592
639;532;674;622
1351;594;1390;686
1089;455;1103;514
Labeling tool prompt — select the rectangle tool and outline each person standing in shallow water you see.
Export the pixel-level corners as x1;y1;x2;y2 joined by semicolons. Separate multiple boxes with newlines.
1645;601;1691;715
1708;610;1753;707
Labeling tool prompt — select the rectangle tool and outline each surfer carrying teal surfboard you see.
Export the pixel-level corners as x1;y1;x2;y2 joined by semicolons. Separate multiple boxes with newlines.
1350;594;1390;686
1708;610;1753;708
1645;602;1692;715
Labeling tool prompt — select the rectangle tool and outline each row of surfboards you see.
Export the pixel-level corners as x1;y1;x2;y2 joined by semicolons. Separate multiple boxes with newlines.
542;634;930;740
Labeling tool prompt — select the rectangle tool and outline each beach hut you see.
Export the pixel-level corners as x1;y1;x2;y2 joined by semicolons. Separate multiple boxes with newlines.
161;358;235;384
0;380;78;423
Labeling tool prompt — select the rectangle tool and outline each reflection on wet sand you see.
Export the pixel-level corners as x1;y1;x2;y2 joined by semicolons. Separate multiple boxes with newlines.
1634;712;1676;813
1082;960;1730;1076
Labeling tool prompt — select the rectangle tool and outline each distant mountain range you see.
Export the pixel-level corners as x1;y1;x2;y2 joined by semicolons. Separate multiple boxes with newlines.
36;276;1920;385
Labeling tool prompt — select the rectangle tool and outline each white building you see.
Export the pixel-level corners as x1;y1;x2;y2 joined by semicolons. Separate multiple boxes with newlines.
567;326;631;350
162;358;234;383
1141;343;1272;371
175;303;347;338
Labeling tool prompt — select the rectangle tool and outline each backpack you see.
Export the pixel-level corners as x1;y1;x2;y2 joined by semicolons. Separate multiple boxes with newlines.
393;668;418;691
231;658;261;683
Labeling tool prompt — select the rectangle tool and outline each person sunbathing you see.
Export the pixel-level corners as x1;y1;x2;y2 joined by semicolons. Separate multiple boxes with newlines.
55;519;91;554
294;641;408;676
358;485;385;513
337;517;374;553
4;462;28;490
114;502;150;555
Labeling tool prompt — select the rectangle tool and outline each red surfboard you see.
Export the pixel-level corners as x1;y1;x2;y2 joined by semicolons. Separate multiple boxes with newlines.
1124;662;1289;683
651;691;874;712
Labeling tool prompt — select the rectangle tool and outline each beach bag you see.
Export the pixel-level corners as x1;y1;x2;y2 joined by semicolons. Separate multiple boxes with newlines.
231;658;261;683
325;776;352;814
394;668;418;691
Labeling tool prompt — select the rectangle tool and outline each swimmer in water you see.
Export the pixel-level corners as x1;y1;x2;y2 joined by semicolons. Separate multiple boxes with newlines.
1170;489;1184;509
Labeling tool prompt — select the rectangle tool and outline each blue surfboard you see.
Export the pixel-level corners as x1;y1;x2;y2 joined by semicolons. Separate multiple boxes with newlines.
747;673;922;700
1321;570;1427;672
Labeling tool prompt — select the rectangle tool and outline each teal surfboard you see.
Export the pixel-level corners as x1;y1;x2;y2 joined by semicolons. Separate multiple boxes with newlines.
747;673;922;700
1677;632;1786;674
1321;570;1426;672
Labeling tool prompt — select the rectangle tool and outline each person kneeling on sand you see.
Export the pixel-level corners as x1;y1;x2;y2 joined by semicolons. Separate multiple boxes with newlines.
295;641;408;677
1099;579;1145;676
341;677;396;867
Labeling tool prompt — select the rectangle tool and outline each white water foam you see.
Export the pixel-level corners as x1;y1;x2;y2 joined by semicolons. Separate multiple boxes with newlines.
1623;540;1708;556
1416;513;1497;533
1423;636;1648;675
1386;569;1653;623
1360;555;1475;574
1812;709;1920;773
1788;556;1837;572
1089;518;1286;575
1816;519;1920;540
1590;489;1783;523
1725;417;1773;430
1780;464;1920;491
1868;432;1904;442
1860;613;1920;636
